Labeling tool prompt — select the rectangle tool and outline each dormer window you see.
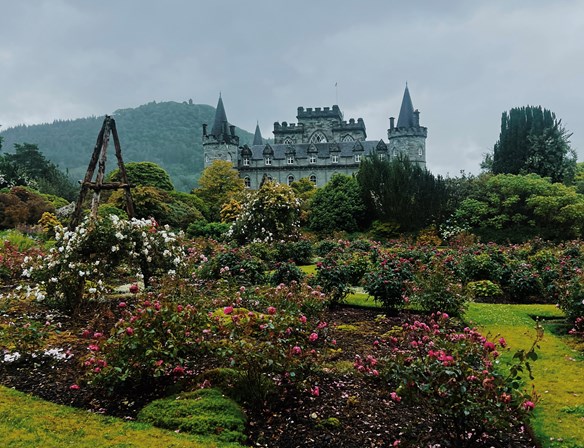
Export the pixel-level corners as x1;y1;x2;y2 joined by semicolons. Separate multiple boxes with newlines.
331;154;339;164
287;156;294;165
354;154;361;163
309;155;316;164
265;157;272;166
243;157;250;166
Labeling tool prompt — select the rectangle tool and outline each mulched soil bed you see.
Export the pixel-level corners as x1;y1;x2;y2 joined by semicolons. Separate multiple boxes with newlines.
0;306;538;448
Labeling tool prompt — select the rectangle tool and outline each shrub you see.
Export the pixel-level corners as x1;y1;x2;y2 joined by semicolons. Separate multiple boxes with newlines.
85;298;205;391
363;255;414;313
314;249;355;307
26;215;186;311
410;260;466;317
197;248;266;286
270;261;306;286
274;239;314;265
314;239;341;257
186;220;229;240
361;315;541;446
466;280;504;303
137;388;246;443
209;282;329;405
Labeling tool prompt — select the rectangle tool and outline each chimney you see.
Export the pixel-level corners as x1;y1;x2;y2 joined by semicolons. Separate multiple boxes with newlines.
389;117;395;130
202;123;208;136
414;110;420;127
229;125;236;137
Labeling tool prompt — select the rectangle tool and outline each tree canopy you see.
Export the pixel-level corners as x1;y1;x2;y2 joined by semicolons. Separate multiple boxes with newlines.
194;160;244;222
357;154;449;232
309;174;365;233
108;161;174;191
453;173;584;242
0;143;78;200
490;106;576;183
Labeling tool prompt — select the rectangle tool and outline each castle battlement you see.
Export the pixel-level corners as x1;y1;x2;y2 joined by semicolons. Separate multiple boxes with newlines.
297;105;343;120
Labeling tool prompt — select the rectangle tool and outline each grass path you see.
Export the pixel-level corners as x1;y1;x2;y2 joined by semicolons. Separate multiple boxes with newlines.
0;386;240;448
465;304;584;448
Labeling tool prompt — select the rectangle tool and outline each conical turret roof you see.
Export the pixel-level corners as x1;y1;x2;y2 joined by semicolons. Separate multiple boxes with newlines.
253;122;263;145
211;94;229;138
396;85;415;128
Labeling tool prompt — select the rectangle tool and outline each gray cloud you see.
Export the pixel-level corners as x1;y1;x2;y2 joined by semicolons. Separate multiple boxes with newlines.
1;0;582;177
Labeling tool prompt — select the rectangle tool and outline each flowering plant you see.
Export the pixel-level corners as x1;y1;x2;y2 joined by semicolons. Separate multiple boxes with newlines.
25;215;186;312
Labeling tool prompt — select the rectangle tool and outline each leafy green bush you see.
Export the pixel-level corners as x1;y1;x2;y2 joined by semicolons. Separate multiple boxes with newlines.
466;280;503;303
137;388;246;443
314;248;355;307
274;239;314;265
270;261;306;286
186;220;229;240
197;247;266;286
363;254;414;313
410;260;466;317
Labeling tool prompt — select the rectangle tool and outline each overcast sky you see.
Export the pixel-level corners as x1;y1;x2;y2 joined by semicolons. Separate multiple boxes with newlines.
1;0;582;177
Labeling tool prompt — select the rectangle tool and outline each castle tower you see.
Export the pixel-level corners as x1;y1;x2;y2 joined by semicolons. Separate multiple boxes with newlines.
253;122;264;145
388;85;427;168
202;94;240;167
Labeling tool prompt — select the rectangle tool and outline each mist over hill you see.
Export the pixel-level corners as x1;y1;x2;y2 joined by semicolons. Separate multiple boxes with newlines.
0;101;254;192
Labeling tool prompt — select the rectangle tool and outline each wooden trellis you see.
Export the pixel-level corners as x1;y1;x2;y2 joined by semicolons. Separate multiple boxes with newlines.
69;115;135;229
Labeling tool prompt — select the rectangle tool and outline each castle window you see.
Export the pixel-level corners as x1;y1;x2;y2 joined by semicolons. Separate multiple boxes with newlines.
341;134;354;142
379;154;386;161
243;157;250;166
284;137;294;144
331;154;339;164
265;156;272;166
244;177;251;188
205;155;210;163
309;155;316;164
287;175;295;186
309;175;317;185
354;154;361;163
287;156;294;165
418;146;423;156
309;131;328;144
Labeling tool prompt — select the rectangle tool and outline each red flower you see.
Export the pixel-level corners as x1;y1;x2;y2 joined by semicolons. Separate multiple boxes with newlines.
129;283;139;294
69;384;80;390
267;306;277;315
126;327;134;336
223;306;234;315
118;301;127;308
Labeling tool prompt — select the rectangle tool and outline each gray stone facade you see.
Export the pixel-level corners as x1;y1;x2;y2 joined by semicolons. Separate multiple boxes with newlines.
203;86;427;189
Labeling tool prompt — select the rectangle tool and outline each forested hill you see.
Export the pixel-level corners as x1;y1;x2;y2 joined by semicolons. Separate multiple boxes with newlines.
0;101;254;191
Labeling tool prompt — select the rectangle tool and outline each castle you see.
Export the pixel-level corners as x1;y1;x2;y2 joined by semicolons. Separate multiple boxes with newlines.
202;85;427;189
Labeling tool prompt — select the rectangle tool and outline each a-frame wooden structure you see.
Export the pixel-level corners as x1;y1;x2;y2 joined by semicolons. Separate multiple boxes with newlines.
69;115;135;229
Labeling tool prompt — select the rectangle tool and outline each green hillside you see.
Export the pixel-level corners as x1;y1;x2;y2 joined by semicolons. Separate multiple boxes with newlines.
0;101;254;192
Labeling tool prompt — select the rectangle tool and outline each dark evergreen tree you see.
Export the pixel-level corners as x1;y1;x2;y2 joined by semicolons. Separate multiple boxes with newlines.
491;106;576;183
357;153;449;232
0;143;78;200
309;174;365;233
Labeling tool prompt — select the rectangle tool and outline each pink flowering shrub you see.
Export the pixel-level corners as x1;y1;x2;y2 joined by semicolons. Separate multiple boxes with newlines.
208;282;331;405
84;295;206;391
363;254;414;313
357;314;541;446
0;240;44;283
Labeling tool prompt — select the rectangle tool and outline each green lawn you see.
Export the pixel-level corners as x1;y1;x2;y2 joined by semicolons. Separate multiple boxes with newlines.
0;386;240;448
465;303;584;448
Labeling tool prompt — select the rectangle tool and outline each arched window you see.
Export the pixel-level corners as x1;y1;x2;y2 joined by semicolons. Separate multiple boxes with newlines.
283;137;294;144
309;131;328;144
287;175;295;186
309;174;317;185
244;177;251;188
341;134;354;142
